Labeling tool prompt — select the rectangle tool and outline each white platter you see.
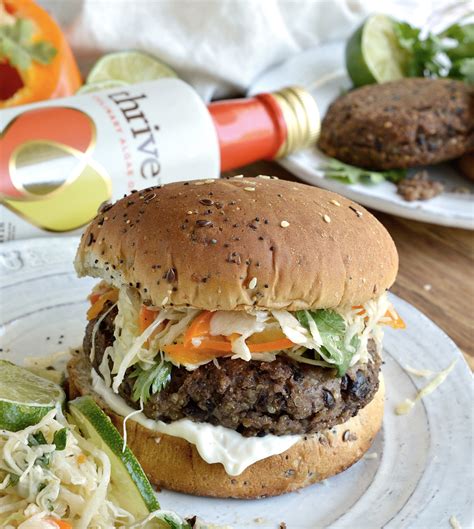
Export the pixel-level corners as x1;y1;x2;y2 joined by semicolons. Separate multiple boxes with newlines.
249;42;474;230
0;237;472;529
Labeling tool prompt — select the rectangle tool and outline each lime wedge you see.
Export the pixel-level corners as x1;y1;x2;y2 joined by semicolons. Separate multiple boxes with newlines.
87;50;177;85
0;360;65;432
346;14;406;87
68;396;159;517
77;79;129;94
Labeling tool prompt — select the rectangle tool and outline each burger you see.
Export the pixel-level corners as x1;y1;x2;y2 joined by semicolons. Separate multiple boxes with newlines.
68;176;403;499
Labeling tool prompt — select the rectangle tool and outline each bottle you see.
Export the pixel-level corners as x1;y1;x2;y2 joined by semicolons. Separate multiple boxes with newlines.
0;78;320;241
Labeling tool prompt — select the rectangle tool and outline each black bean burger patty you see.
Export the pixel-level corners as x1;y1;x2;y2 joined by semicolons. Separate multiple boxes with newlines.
84;305;381;437
318;78;474;170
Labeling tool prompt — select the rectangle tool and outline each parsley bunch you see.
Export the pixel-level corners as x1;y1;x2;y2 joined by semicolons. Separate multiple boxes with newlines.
393;19;474;83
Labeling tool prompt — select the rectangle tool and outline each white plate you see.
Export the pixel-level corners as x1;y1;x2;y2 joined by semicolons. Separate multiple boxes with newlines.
0;237;472;529
249;42;474;230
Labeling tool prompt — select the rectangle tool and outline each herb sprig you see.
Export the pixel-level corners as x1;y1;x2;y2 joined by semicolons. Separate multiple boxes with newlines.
296;309;359;377
27;427;68;468
130;361;172;404
393;19;474;83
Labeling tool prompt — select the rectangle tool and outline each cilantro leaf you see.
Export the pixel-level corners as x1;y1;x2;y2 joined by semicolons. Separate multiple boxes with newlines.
307;309;346;336
52;428;68;451
450;58;474;83
296;309;357;377
393;21;448;78
440;22;474;61
130;361;172;404
338;335;360;378
27;431;51;466
323;158;406;185
28;431;47;446
164;515;192;529
7;473;19;488
390;19;473;82
0;17;56;71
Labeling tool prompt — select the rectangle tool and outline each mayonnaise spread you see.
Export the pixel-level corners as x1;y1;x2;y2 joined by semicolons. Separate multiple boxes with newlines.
91;370;301;476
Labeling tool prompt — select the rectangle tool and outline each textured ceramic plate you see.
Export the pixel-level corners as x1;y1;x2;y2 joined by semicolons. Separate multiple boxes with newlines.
249;42;474;230
0;237;472;529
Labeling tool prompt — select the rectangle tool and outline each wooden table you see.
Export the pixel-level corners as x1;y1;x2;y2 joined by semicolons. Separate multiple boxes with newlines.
224;162;474;370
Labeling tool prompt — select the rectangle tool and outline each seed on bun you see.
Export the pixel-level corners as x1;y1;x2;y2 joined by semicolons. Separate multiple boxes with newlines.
70;176;402;498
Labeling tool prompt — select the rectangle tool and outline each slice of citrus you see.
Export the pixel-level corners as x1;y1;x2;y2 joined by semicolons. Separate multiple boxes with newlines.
86;50;177;85
76;79;128;94
346;14;406;87
68;395;159;517
0;360;65;431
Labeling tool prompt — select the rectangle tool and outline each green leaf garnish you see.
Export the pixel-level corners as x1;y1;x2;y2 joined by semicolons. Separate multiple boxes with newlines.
323;158;406;185
163;515;192;529
440;22;474;62
7;473;19;488
390;19;474;83
28;431;47;446
130;360;172;404
0;17;57;71
449;58;474;82
296;309;358;377
52;428;68;451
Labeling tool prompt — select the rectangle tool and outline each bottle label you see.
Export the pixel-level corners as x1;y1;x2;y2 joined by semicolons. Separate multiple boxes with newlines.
0;79;220;241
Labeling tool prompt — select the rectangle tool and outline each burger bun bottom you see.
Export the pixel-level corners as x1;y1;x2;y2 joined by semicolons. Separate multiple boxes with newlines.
67;352;384;499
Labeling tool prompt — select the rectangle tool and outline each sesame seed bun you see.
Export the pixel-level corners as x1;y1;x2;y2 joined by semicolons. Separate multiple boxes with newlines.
67;351;384;498
75;177;397;310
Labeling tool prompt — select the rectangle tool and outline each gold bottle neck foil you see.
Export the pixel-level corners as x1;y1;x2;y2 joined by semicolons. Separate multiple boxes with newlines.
270;86;320;159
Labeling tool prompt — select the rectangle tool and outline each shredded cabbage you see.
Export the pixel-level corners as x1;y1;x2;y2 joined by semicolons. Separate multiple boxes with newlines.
108;287;200;392
0;408;200;528
99;287;396;385
210;311;267;361
395;359;457;415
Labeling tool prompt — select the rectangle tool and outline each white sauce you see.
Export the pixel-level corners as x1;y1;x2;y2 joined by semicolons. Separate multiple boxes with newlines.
91;370;301;476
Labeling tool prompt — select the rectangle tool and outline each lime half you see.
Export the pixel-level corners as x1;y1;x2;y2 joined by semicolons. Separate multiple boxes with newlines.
87;50;177;85
0;360;65;431
346;14;406;87
77;79;129;94
68;396;159;517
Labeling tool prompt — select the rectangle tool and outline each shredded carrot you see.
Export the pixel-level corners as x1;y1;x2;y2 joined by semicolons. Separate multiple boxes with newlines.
247;338;294;353
352;305;366;316
384;311;406;329
139;306;158;333
86;289;118;320
183;310;214;345
76;453;87;465
88;282;113;305
164;311;295;364
352;305;406;329
246;327;294;351
164;343;231;365
46;520;73;529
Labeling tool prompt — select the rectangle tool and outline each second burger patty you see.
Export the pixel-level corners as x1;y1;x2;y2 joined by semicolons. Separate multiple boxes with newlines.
85;305;381;437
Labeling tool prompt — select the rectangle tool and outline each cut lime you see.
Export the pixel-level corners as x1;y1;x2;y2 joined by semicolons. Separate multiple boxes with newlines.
346;14;406;87
77;79;129;94
26;366;65;385
68;396;159;517
0;360;65;432
87;50;177;85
